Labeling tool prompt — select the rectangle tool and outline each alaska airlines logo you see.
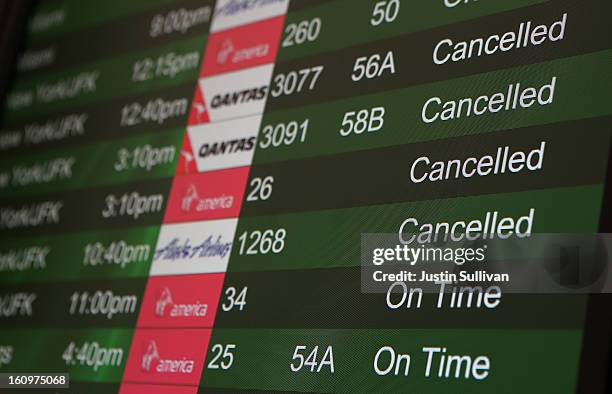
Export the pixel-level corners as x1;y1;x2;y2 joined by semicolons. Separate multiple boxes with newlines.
199;136;256;158
215;0;285;16
155;287;208;318
154;236;233;261
211;86;267;109
181;184;234;213
141;340;195;374
216;38;270;66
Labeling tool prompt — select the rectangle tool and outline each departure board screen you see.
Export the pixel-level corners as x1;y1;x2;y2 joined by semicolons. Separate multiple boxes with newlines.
1;0;611;393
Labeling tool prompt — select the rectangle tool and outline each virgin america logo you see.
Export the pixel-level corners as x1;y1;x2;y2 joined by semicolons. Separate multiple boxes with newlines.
181;184;234;213
155;287;173;316
217;39;234;64
141;341;160;371
141;340;195;374
154;287;208;318
216;38;269;66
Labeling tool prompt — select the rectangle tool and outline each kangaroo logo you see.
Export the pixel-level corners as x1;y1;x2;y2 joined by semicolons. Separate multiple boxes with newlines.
141;340;160;371
192;102;207;122
155;287;174;317
188;86;209;126
180;149;195;173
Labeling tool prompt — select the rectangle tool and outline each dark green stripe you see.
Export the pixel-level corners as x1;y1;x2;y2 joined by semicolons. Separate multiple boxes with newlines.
202;328;581;393
254;50;612;165
279;0;549;62
0;328;132;383
0;128;182;199
230;185;603;271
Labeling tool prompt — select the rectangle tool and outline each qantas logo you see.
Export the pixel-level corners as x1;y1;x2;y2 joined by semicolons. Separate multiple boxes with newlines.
178;135;197;174
210;86;267;109
180;149;195;173
198;136;255;158
191;102;207;122
199;64;274;122
185;116;260;173
181;184;234;213
154;287;208;318
187;85;209;126
141;341;195;374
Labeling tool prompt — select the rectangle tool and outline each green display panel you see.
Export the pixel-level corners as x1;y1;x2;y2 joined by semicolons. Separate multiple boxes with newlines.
0;1;610;393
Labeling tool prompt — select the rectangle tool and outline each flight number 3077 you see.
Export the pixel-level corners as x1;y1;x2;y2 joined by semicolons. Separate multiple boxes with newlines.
271;66;324;98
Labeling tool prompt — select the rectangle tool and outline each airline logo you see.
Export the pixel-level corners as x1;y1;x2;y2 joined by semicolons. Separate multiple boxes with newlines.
119;383;197;394
202;16;284;76
187;85;210;126
197;63;274;123
119;383;198;394
150;219;237;276
164;167;248;223
141;341;160;372
177;134;198;174
137;273;224;328
155;288;173;316
123;329;211;385
211;0;289;32
180;115;261;174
